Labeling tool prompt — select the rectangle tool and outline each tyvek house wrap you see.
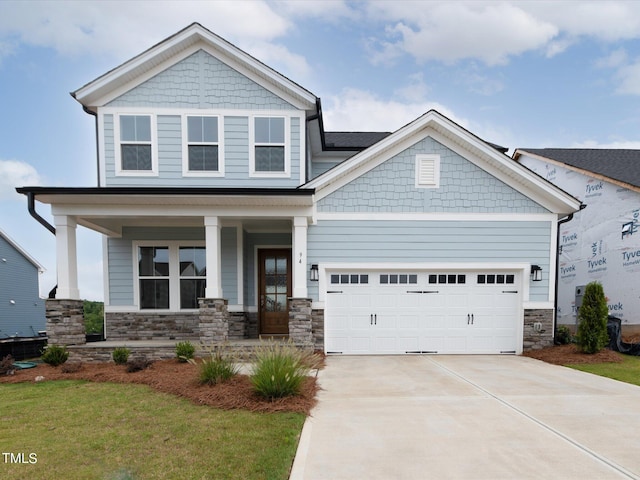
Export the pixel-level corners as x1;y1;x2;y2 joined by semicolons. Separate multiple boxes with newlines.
520;158;640;326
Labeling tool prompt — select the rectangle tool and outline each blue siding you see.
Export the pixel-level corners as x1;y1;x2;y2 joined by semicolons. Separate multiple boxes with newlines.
0;236;45;337
307;220;552;302
221;227;238;304
108;50;295;110
318;137;548;213
107;227;239;306
104;114;302;187
107;238;134;306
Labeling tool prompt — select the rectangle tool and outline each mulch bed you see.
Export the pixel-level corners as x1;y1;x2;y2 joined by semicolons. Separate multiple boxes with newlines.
523;344;624;365
0;359;319;415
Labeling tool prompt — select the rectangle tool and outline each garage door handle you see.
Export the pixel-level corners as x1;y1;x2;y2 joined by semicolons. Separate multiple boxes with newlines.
374;314;377;325
327;290;343;294
467;314;470;325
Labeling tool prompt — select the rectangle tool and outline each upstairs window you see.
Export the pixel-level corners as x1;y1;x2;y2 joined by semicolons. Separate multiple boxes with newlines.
184;116;222;175
120;115;152;171
252;116;287;175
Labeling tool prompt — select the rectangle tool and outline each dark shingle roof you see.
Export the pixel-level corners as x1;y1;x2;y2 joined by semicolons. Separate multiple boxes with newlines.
520;148;640;189
324;132;391;150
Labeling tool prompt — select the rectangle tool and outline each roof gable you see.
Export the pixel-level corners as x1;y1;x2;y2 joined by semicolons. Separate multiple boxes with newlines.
0;228;44;272
72;23;317;111
306;110;581;215
513;148;640;192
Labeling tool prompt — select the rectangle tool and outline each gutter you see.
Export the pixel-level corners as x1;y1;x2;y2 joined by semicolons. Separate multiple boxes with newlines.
26;192;55;235
554;204;587;340
82;105;100;186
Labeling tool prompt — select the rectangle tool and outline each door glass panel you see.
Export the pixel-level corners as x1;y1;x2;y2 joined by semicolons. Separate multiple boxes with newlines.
276;257;287;273
265;258;276;274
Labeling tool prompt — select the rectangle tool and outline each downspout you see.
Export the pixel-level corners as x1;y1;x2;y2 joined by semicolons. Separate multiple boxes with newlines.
304;98;323;183
26;192;57;298
82;106;100;186
554;204;586;340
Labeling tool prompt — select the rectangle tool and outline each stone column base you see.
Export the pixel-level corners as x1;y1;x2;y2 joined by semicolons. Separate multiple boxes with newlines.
288;298;313;349
523;309;554;351
46;299;86;346
198;298;229;344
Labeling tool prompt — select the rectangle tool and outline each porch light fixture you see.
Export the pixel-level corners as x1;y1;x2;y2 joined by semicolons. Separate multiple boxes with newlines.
310;264;319;281
530;265;542;282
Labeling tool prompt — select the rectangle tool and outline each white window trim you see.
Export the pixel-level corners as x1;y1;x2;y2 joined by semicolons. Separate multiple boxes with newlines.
114;113;159;176
133;241;205;312
249;115;290;178
181;114;225;177
415;154;440;188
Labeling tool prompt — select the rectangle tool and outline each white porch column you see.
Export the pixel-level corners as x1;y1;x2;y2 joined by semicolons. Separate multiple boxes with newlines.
54;215;80;300
292;216;308;298
204;216;223;298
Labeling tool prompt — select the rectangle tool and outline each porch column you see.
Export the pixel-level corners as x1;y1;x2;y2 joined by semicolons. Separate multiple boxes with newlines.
292;216;308;298
204;216;223;298
54;215;80;300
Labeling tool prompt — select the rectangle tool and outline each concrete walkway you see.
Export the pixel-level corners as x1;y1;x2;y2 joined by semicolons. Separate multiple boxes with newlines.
290;355;640;480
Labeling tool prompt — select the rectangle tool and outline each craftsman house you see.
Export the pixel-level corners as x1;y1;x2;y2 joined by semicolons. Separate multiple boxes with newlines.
18;23;581;355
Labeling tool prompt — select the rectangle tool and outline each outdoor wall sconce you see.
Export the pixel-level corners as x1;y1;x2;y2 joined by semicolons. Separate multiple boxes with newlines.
310;264;319;281
530;265;542;282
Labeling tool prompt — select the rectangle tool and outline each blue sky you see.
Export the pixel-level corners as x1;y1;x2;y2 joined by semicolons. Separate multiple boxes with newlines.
2;0;640;301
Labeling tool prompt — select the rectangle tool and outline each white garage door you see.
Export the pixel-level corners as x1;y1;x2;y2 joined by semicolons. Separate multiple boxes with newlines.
325;271;521;355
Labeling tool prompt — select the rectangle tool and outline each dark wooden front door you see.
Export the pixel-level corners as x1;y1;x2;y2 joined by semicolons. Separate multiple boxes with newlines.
258;249;291;335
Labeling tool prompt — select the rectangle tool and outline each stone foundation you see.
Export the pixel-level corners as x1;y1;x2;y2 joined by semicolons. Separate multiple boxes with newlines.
228;311;247;340
312;308;324;351
198;298;229;343
46;299;86;346
246;311;259;338
523;309;554;351
105;312;199;341
288;298;313;349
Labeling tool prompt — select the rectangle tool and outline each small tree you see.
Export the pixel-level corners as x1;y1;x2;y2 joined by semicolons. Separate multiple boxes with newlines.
575;282;609;354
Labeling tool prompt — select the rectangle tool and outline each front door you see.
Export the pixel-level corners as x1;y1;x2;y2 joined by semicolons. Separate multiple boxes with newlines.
258;249;291;335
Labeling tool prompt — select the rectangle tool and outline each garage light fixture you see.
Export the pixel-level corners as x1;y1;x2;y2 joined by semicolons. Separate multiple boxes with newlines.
310;264;319;281
530;265;542;282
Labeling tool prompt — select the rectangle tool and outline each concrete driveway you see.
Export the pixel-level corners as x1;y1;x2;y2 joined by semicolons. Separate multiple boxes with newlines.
290;355;640;480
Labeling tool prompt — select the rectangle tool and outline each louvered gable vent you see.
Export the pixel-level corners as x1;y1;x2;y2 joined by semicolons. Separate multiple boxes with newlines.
415;154;440;188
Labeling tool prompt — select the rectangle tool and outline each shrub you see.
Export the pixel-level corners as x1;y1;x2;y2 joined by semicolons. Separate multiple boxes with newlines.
175;341;195;362
555;325;573;345
112;347;131;365
192;348;239;385
41;345;69;366
0;354;15;374
576;282;609;354
251;341;319;400
61;362;83;373
126;357;153;373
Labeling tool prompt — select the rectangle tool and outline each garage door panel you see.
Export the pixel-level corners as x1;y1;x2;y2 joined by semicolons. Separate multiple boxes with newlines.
325;270;521;355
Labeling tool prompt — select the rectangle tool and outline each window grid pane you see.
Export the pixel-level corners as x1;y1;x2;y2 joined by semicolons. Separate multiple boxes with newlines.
255;146;285;172
188;145;219;171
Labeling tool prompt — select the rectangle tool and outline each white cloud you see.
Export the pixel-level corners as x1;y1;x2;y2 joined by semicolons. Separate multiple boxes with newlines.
595;49;628;69
322;87;466;132
0;1;292;61
363;1;640;66
0;159;42;200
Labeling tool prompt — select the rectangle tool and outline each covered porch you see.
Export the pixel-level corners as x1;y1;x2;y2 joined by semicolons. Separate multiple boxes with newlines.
19;187;321;349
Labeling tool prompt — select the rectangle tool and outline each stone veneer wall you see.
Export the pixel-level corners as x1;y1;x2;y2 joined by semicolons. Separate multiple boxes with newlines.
311;308;324;351
199;298;230;343
105;312;199;341
523;309;554;350
288;298;313;349
46;299;86;345
228;312;247;340
245;312;259;338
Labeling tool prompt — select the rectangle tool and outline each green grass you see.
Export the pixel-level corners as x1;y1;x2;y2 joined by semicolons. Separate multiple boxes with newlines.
568;355;640;387
0;381;305;480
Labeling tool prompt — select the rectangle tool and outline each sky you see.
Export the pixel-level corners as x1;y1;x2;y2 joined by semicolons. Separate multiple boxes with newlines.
2;0;640;301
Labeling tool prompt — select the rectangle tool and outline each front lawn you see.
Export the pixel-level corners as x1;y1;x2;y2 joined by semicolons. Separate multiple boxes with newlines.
568;354;640;387
0;380;305;480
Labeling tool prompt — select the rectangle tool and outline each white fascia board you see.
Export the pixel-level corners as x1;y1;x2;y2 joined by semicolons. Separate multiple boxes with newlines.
75;25;316;110
52;204;315;218
308;110;580;215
